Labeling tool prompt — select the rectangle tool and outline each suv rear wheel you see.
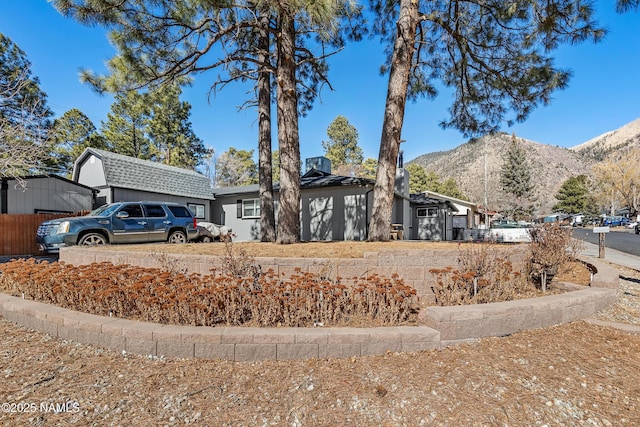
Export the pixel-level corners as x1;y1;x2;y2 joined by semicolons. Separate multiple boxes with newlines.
168;230;187;244
78;232;107;246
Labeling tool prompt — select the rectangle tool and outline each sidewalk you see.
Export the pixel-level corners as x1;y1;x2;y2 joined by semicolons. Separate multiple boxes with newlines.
579;241;640;271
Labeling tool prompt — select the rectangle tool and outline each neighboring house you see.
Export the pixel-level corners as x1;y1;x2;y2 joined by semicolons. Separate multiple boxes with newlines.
212;159;464;242
411;190;479;240
1;175;95;214
408;193;458;241
72;148;215;221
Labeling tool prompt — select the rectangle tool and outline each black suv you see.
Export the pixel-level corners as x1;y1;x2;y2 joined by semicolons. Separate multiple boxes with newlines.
36;201;198;253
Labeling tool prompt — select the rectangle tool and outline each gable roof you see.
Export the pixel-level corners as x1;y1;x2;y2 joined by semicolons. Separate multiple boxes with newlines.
410;193;459;212
74;148;214;200
415;190;477;210
212;169;375;197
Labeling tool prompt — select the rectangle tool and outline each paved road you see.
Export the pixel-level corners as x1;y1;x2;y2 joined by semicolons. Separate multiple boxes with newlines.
572;227;640;258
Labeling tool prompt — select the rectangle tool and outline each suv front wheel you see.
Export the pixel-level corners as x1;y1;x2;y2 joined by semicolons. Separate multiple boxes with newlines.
78;232;107;246
168;230;187;244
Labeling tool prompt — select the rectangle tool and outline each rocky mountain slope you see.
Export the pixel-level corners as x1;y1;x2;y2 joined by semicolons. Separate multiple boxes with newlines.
407;118;640;215
571;118;640;161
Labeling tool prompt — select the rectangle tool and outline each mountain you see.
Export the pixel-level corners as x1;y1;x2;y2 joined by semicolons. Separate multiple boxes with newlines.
571;118;640;161
407;133;594;215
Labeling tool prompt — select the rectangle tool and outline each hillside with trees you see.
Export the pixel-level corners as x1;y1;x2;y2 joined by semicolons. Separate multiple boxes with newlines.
407;133;594;216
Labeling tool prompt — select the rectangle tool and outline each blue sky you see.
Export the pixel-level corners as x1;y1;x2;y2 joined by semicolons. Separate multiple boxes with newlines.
2;1;639;164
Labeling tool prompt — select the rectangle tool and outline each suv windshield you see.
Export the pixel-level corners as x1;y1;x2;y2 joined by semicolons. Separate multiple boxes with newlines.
87;203;122;217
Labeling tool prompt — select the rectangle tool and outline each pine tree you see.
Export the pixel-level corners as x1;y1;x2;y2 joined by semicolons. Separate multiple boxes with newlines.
147;84;207;170
101;91;151;159
553;175;595;215
322;116;363;175
367;0;605;240
500;135;536;220
49;108;106;175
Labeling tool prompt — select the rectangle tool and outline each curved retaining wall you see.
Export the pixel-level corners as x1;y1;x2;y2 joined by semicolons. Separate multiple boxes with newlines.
58;246;530;302
0;251;619;360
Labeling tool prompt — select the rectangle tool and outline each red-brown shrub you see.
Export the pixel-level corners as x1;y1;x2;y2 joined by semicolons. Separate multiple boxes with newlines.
0;259;418;327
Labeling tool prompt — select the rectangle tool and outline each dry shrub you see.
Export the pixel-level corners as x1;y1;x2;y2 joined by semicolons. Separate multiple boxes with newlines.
429;243;532;306
527;223;582;291
0;258;418;327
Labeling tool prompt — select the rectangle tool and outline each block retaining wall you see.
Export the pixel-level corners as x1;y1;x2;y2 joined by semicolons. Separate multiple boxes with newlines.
0;249;619;361
59;246;531;302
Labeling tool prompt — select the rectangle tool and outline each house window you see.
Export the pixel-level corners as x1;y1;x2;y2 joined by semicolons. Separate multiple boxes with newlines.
188;203;205;219
241;199;260;218
417;207;438;218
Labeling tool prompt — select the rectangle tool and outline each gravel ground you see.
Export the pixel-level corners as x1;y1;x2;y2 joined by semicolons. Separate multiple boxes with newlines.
1;265;639;426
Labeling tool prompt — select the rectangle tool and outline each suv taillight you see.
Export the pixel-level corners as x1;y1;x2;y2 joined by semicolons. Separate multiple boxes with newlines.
193;217;197;228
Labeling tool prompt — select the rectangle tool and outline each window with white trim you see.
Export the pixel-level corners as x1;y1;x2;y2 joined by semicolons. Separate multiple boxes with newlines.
188;203;205;219
242;199;260;218
416;207;438;218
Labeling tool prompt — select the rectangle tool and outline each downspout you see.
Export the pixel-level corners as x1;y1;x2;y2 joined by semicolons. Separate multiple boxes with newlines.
1;179;7;214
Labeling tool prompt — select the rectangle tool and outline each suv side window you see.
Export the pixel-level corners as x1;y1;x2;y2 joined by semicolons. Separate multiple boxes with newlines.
167;205;192;218
144;204;167;218
119;204;143;218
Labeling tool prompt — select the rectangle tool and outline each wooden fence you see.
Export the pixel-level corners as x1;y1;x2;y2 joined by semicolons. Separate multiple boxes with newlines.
0;213;74;256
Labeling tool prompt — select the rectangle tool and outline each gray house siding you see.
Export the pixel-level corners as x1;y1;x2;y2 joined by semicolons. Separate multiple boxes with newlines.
212;192;263;241
213;183;373;242
301;186;369;241
412;205;454;241
1;176;94;214
76;154;106;188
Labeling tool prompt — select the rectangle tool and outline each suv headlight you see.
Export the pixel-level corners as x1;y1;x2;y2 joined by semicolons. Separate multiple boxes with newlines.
57;221;70;234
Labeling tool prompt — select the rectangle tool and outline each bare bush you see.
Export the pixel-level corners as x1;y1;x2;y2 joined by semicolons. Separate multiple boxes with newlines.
527;223;582;291
430;242;535;306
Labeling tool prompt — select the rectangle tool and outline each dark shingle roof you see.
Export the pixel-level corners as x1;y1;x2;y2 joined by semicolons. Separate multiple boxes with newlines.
78;148;214;200
212;169;375;197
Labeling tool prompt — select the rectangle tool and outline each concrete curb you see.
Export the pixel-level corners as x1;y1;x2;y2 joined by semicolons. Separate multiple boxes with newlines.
0;254;625;360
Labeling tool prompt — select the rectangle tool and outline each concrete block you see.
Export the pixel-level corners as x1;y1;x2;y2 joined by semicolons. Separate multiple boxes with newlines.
276;343;319;360
125;337;157;356
157;341;195;358
40;319;58;337
121;321;164;340
294;328;328;344
100;333;125;352
221;328;258;344
327;328;370;344
152;325;184;342
318;343;361;359
57;324;78;341
234;344;277;361
194;343;235;360
254;329;296;344
75;328;103;348
180;326;222;344
361;341;402;356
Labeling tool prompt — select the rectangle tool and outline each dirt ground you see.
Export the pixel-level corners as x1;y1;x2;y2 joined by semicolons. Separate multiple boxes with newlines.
1;245;639;426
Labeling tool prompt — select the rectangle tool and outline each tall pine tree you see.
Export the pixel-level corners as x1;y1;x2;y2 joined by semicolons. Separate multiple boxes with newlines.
500;135;536;220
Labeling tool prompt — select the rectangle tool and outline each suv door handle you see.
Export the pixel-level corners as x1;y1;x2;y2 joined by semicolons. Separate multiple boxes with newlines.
138;221;147;225
163;220;172;225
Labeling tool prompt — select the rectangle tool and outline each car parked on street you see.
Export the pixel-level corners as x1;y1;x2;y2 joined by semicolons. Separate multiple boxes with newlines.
601;216;630;227
36;201;198;253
